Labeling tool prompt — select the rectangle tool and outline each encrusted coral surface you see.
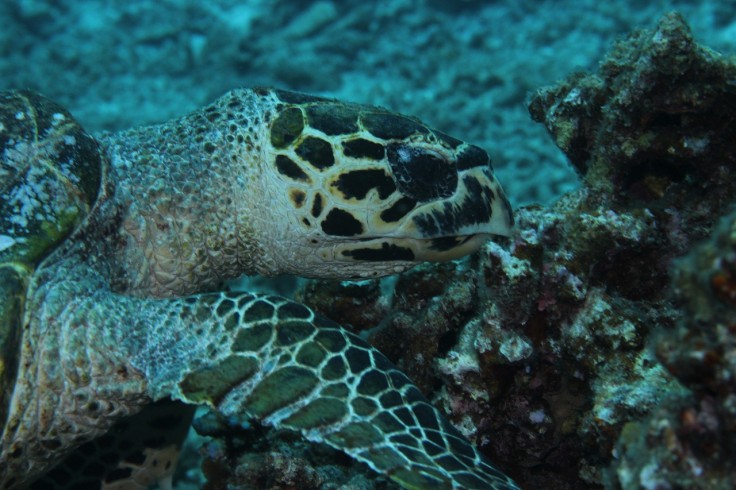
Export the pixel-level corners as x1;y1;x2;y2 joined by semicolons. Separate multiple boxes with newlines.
191;12;736;489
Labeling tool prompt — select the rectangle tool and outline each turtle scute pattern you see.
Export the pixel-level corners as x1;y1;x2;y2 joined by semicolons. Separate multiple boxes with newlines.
0;90;103;453
0;88;519;490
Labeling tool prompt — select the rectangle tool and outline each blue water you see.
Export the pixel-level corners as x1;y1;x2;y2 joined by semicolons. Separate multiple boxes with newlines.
1;0;733;204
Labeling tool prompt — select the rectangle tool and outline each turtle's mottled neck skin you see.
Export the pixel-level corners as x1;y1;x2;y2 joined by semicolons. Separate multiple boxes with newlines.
98;88;512;297
97;89;265;297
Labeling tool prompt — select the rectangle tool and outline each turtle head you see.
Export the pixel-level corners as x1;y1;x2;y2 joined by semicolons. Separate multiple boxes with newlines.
251;89;513;279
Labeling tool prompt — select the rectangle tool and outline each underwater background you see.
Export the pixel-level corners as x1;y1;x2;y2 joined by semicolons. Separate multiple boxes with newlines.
1;0;732;207
3;1;736;489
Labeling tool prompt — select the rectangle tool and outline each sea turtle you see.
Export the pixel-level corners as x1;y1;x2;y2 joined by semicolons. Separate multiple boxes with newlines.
0;87;517;489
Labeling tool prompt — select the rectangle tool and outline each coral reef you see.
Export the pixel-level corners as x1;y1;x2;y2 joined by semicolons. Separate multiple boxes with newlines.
193;12;736;489
613;210;736;490
194;411;396;490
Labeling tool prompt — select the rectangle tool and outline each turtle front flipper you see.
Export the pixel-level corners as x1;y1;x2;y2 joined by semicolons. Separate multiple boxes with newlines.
119;291;519;490
7;231;520;489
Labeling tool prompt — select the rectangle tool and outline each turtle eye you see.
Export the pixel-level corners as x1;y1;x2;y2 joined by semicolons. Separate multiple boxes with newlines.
387;143;458;202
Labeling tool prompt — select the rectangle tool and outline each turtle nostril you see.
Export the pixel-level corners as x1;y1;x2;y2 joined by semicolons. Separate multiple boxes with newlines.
387;143;457;202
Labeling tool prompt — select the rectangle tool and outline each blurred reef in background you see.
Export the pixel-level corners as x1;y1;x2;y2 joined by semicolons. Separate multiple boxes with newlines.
2;1;735;489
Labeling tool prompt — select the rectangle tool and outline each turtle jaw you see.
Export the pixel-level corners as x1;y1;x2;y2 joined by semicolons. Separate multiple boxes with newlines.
330;232;493;264
411;233;493;261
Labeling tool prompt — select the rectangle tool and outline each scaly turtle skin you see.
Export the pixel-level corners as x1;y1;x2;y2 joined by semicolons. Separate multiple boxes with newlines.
0;88;517;489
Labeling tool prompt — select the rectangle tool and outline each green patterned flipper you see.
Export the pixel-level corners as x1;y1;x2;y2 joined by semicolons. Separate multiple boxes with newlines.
96;289;519;489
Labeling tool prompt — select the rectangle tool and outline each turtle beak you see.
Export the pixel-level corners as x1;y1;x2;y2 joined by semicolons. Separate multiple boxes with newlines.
397;166;513;240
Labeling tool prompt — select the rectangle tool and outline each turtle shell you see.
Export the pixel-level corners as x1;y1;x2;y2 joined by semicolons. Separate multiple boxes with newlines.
0;90;103;428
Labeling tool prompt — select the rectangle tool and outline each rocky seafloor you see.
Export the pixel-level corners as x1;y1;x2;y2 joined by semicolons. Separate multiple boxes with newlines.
197;12;736;490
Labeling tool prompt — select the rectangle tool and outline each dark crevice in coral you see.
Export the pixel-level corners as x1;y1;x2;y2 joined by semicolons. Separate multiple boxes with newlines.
436;329;460;358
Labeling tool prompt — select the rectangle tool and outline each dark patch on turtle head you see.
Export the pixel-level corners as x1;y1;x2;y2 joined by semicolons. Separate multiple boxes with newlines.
341;242;415;261
321;208;364;236
456;144;492;171
342;138;386;160
332;169;396;200
380;197;417;223
295;136;335;170
311;193;324;218
361;111;430;140
290;189;306;208
275;155;310;182
412;173;496;236
270;106;305;149
387;143;458;202
306;103;360;135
